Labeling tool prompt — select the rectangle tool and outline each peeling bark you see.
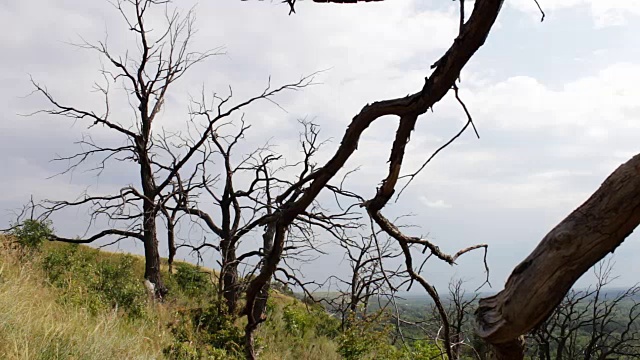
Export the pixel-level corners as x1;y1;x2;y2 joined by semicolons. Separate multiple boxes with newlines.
476;153;640;358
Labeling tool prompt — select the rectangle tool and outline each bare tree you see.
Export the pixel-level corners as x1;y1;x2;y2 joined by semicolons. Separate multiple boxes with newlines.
268;3;640;360
160;118;275;314
30;0;314;298
323;233;405;332
161;116;361;322
446;279;480;359
236;1;503;358
527;259;640;360
30;0;218;297
396;279;483;359
246;2;640;360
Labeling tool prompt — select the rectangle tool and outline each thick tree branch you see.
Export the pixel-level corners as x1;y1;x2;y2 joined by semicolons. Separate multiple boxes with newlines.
242;0;505;343
476;153;640;359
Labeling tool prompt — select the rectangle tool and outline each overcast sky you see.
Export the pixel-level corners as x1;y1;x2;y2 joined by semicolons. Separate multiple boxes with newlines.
2;0;640;294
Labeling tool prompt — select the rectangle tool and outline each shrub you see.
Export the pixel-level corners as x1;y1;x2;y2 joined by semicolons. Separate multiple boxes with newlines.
412;340;443;360
271;280;294;296
311;304;341;339
173;262;215;298
10;219;53;250
338;313;404;360
41;244;77;284
283;303;313;337
164;303;243;359
282;301;339;339
40;244;147;318
93;254;147;318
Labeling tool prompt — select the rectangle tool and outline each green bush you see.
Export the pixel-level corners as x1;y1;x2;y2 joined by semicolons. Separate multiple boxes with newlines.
41;244;78;284
338;313;405;360
271;280;294;296
162;341;200;360
412;340;444;360
10;219;53;250
93;254;147;318
336;313;445;360
172;262;215;298
338;324;372;360
164;303;243;359
282;302;339;339
283;303;313;337
312;306;341;339
40;244;147;318
194;306;243;354
163;343;229;360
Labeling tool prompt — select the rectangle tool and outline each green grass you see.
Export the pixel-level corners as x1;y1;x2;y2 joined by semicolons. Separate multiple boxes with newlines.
257;293;341;360
0;244;170;359
0;236;345;359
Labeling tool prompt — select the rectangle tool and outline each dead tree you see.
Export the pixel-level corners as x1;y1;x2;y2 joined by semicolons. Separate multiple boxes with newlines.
272;2;640;360
163;118;359;320
163;118;285;315
30;0;314;298
324;233;405;332
446;279;480;359
527;259;640;360
270;2;640;359
395;279;483;359
237;1;504;358
30;0;218;297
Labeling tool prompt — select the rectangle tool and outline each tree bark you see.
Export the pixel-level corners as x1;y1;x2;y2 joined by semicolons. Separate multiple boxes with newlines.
142;202;167;298
140;134;167;298
220;239;239;314
252;224;276;323
476;153;640;358
491;337;525;360
167;215;176;274
244;223;276;360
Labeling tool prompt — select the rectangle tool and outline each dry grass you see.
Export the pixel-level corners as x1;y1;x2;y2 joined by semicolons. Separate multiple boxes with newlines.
0;246;169;360
0;236;343;360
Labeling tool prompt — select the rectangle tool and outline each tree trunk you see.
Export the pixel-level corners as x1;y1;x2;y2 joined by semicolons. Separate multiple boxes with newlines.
476;153;640;358
491;337;525;360
167;215;176;274
137;130;167;299
244;223;276;360
244;322;258;360
220;239;239;314
251;224;275;325
537;341;550;360
143;204;167;298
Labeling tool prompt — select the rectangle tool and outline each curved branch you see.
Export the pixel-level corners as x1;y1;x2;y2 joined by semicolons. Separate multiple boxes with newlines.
476;153;640;359
242;0;505;342
281;0;504;220
50;228;144;243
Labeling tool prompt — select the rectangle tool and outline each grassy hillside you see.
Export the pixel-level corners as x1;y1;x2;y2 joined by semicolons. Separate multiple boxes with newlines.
0;235;341;360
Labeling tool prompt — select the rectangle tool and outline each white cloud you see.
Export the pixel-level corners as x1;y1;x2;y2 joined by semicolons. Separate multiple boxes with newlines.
508;0;640;27
464;62;640;140
389;62;640;215
419;196;452;209
2;0;640;290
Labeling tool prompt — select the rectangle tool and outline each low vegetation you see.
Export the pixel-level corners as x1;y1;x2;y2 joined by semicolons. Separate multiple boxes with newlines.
4;219;640;359
0;232;445;359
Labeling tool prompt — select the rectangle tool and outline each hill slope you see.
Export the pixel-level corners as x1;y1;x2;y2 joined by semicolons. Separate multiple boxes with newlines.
0;235;340;360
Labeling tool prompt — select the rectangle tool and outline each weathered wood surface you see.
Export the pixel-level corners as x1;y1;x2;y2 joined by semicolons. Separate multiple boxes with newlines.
476;153;640;359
